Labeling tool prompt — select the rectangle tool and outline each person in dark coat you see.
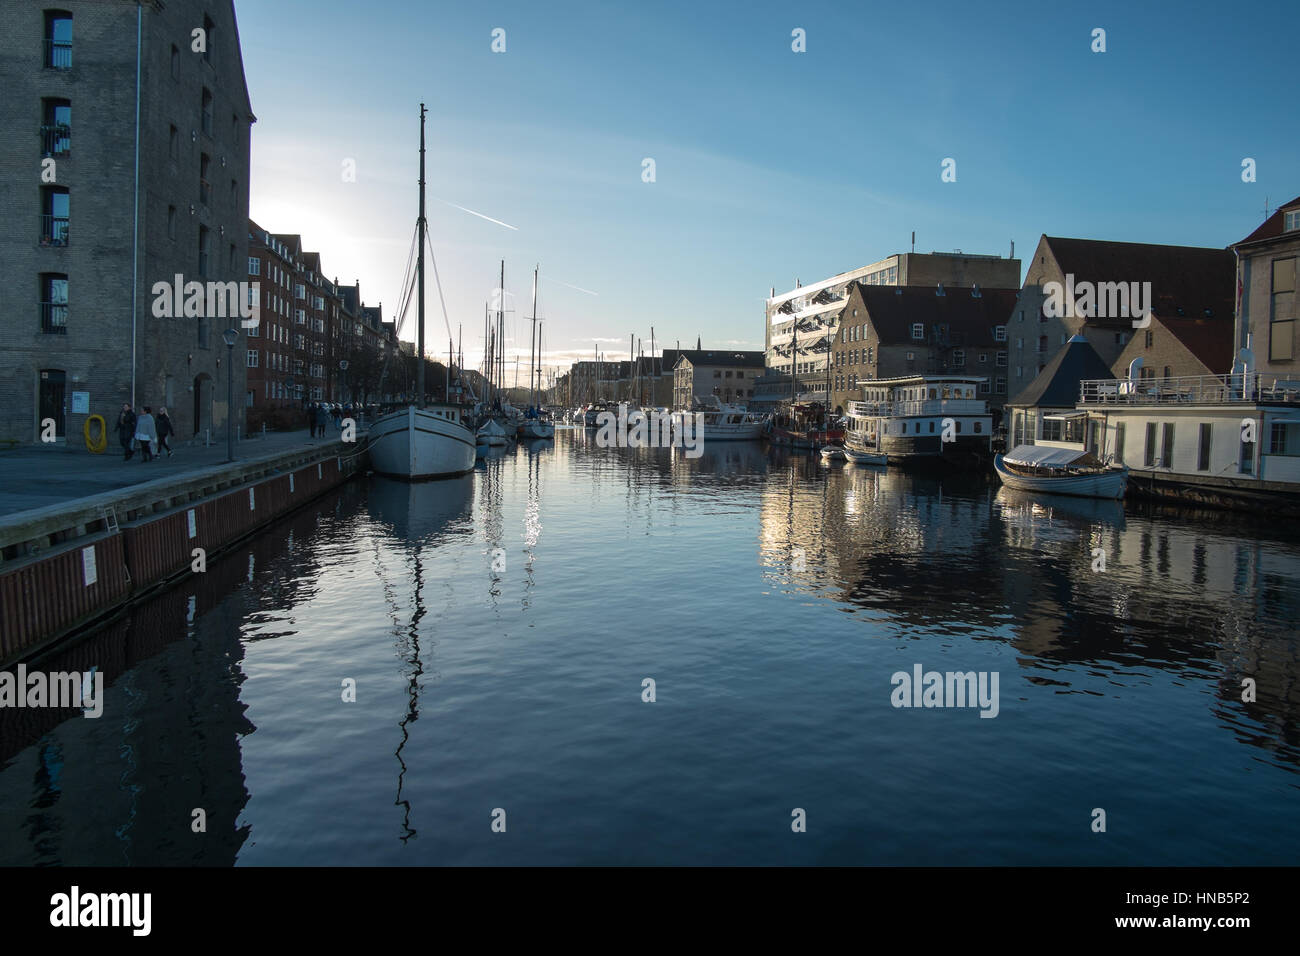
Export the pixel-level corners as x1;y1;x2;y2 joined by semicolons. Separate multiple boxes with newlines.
117;403;137;461
156;406;174;457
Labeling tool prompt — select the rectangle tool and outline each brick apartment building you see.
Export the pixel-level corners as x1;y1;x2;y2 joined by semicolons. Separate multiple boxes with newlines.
0;0;254;444
828;284;1020;413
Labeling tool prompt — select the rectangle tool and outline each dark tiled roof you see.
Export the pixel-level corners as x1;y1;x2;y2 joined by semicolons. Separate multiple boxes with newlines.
856;285;1020;346
675;349;766;368
1234;195;1300;246
1007;335;1113;407
1044;236;1234;328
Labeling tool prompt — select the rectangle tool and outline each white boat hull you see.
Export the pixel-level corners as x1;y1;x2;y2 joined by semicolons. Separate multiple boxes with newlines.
844;448;887;465
369;406;476;479
993;455;1128;499
477;419;509;447
518;420;555;439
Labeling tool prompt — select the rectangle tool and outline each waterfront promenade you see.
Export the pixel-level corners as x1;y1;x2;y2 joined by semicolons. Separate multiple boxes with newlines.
0;429;346;519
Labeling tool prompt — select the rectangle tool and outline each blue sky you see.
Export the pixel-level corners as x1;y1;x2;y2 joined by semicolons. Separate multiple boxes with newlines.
235;0;1299;382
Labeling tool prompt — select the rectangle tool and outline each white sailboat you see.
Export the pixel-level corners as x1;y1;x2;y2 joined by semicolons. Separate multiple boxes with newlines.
518;265;555;440
368;104;477;480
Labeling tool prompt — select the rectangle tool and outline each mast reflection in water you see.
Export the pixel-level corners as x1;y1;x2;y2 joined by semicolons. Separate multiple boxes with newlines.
0;430;1296;865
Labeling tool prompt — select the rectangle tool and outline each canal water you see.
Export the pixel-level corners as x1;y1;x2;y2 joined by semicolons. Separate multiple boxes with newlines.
2;428;1297;865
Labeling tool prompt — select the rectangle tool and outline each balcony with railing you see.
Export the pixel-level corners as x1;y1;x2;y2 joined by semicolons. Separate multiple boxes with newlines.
41;124;71;157
847;398;988;418
40;215;69;246
44;39;72;70
1079;373;1300;406
40;302;68;334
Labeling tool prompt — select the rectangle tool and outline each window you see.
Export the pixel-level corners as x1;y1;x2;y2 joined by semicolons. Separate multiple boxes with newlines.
171;43;180;79
1196;422;1212;471
199;153;211;204
198;225;210;277
979;353;988;363
1037;335;1047;353
1144;329;1154;348
169;124;179;160
1269;257;1295;362
996;351;1007;366
40;186;69;245
866;346;873;364
1161;423;1175;468
295;283;306;299
40;273;68;334
994;326;1007;342
713;370;721;378
906;352;915;361
295;334;305;350
995;376;1005;393
1286;210;1300;233
1114;423;1125;464
977;380;990;395
248;257;260;276
1144;422;1158;466
1269;421;1297;455
1016;337;1024;349
40;98;71;157
44;10;73;69
953;349;965;367
201;88;213;135
725;370;732;378
167;205;176;239
230;179;237;206
247;350;259;368
911;323;924;340
974;421;982;433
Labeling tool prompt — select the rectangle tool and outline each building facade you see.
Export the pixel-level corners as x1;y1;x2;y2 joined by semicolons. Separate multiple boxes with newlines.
758;250;1020;408
671;350;765;408
1232;195;1300;382
1;0;254;444
828;283;1019;416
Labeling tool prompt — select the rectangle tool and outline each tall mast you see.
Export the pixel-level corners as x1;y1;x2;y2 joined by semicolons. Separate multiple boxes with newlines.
417;103;426;409
498;260;505;407
529;264;538;409
791;321;797;407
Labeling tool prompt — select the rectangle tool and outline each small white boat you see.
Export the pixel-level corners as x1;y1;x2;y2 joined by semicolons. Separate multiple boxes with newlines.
370;405;477;479
994;445;1128;499
844;447;887;466
673;397;763;441
476;418;509;447
820;445;847;461
518;417;555;439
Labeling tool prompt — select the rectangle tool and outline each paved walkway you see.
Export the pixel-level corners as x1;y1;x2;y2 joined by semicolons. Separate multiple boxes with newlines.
0;427;353;518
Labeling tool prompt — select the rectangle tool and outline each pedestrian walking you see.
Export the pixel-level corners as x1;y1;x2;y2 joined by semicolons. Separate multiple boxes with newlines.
156;406;174;457
135;406;158;462
306;402;318;438
117;403;137;461
332;405;342;430
315;402;329;438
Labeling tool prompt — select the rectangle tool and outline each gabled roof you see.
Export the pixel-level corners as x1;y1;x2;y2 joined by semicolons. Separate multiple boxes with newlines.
674;350;766;369
1233;195;1300;247
1007;334;1113;408
1155;314;1234;374
855;285;1020;346
1043;236;1234;328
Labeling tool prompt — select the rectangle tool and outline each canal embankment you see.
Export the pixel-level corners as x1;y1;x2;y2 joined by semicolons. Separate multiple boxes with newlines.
0;432;368;664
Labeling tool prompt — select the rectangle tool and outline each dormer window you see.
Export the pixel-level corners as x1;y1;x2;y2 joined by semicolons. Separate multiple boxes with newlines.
911;323;925;340
1286;210;1300;232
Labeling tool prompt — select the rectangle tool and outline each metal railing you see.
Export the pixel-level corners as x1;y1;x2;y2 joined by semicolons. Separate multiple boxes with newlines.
44;39;71;69
847;398;987;418
1079;373;1300;405
40;215;69;246
40;302;68;334
40;124;71;156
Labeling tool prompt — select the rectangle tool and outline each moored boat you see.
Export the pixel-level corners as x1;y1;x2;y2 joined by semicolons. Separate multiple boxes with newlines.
993;444;1128;499
370;405;476;479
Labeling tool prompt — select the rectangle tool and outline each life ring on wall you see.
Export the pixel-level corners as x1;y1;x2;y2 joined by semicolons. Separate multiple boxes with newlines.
84;414;108;453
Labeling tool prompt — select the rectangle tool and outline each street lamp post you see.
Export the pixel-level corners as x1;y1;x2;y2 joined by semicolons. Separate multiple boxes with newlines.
339;359;348;407
222;328;238;462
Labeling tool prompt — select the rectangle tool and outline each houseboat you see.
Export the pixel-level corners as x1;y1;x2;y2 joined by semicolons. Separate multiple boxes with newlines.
768;402;843;449
844;374;993;465
1075;357;1300;516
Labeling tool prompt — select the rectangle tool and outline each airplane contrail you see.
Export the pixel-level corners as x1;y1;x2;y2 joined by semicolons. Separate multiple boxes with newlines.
429;195;519;231
543;276;599;296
